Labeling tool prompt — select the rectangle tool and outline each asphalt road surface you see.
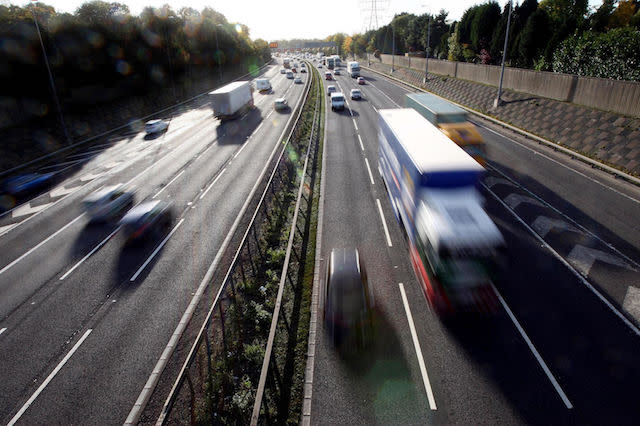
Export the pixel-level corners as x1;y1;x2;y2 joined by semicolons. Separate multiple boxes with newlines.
310;61;640;424
0;61;308;424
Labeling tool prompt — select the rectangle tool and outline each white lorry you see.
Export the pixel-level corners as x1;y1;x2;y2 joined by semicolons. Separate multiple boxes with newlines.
347;61;360;78
378;108;505;315
255;78;271;92
210;81;254;121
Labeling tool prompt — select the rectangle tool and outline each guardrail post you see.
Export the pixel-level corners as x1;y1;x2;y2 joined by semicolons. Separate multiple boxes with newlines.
219;302;227;355
204;333;214;419
186;370;196;425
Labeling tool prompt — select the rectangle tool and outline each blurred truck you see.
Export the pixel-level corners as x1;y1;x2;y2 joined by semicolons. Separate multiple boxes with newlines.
406;93;486;165
210;81;254;121
378;108;505;315
347;61;360;78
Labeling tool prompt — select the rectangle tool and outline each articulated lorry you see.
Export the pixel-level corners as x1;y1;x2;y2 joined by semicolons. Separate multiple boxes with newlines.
210;81;254;121
406;92;486;165
347;61;360;78
378;108;505;315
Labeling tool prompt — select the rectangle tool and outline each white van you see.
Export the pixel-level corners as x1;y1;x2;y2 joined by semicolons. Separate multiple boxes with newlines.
330;92;345;111
255;78;271;92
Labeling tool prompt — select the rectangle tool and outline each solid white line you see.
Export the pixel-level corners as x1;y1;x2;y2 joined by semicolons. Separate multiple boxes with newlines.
376;198;392;247
130;218;185;281
371;104;378;113
7;329;92;426
233;142;249;159
478;124;640;205
352;118;358;131
364;158;375;185
398;283;437;410
59;226;121;280
153;170;185;199
0;214;85;276
491;283;573;409
482;183;640;337
357;134;365;151
0;327;6;335
199;169;226;200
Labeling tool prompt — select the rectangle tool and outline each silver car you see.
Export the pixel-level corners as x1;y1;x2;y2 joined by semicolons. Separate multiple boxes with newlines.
83;185;134;223
145;119;168;134
119;200;173;243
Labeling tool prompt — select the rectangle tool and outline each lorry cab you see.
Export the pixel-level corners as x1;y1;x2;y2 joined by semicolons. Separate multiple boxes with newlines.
406;93;487;166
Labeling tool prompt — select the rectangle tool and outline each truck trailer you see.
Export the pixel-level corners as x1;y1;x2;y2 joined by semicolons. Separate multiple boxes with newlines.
378;108;504;315
347;61;360;78
405;92;486;165
210;81;254;121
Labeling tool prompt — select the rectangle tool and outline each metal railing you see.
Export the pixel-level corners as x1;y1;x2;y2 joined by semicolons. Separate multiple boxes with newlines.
155;64;321;425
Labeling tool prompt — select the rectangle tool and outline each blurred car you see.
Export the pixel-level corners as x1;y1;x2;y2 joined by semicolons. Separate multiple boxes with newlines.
286;71;294;79
301;63;306;67
2;172;56;196
145;119;168;134
274;97;288;111
350;88;362;100
324;248;375;349
334;69;341;75
327;85;337;96
294;77;303;84
357;76;366;85
325;71;332;80
300;68;307;73
119;200;173;243
280;69;286;74
83;184;134;223
291;67;297;73
318;64;323;68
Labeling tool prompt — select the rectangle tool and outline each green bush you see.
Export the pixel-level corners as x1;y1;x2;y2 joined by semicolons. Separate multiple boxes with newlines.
552;27;640;80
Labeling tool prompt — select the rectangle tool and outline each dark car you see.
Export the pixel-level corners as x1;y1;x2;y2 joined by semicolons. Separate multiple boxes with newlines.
2;172;56;196
119;200;173;243
324;248;375;349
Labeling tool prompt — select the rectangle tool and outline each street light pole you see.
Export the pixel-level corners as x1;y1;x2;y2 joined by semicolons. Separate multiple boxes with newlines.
424;14;431;84
391;24;395;72
215;24;223;82
30;2;71;144
494;0;512;108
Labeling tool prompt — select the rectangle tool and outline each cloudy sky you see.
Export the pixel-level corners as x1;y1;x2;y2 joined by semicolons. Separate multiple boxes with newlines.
7;0;603;41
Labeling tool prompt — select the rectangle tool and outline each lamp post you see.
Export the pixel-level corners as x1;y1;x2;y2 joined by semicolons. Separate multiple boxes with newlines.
30;2;71;143
424;14;431;84
494;0;512;108
214;23;223;82
391;24;395;72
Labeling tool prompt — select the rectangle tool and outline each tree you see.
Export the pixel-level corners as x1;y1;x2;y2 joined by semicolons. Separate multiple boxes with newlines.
590;0;615;32
518;8;552;67
448;23;463;61
470;2;501;52
609;0;639;28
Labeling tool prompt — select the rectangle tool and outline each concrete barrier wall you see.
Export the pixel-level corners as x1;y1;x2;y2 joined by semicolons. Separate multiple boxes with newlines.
369;53;640;117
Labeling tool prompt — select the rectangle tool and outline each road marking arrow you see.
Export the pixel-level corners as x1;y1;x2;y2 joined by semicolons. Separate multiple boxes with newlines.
504;193;546;210
485;176;514;188
49;185;78;199
12;202;52;218
567;245;637;276
532;216;582;238
623;286;640;323
79;172;102;182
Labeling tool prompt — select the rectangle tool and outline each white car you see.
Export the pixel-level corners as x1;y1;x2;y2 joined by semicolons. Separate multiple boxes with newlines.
280;69;287;74
327;85;337;96
274;98;288;111
145;119;168;134
350;88;362;100
294;77;303;84
83;185;134;222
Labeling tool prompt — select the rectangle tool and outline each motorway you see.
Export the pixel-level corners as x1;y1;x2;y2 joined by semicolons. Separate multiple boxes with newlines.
311;62;640;424
0;62;308;424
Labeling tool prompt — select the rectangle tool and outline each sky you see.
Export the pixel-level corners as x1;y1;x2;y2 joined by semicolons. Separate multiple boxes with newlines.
6;0;604;41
